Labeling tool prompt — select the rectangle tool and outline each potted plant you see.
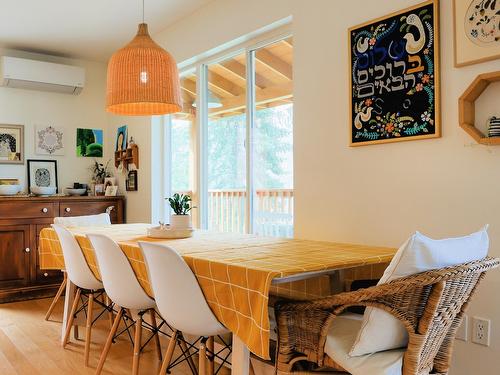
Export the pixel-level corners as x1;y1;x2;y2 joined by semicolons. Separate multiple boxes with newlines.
167;193;195;228
90;159;111;196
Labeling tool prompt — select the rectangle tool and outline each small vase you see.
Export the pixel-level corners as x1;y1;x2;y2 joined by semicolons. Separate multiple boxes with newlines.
170;214;192;229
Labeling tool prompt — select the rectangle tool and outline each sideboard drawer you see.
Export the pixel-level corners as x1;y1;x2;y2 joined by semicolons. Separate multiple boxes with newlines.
0;201;57;219
59;201;119;222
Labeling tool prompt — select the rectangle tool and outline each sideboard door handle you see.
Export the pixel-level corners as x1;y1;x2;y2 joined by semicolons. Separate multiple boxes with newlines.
25;248;30;253
43;272;49;277
42;207;48;213
65;207;71;213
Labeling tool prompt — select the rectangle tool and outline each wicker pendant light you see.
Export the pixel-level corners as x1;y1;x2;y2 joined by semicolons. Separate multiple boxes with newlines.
106;4;182;116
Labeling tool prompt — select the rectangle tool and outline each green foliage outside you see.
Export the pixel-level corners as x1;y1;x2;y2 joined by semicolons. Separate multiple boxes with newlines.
170;104;293;191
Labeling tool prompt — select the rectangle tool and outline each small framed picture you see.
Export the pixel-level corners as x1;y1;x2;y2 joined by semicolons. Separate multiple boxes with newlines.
105;185;118;196
104;177;117;191
27;159;58;192
126;170;138;191
116;125;128;152
0;124;24;164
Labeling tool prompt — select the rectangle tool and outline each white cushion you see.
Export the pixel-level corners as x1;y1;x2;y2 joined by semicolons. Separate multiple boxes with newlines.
350;226;489;356
54;213;111;227
324;314;404;375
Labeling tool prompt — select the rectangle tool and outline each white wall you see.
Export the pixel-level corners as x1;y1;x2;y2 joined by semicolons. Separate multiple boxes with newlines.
0;49;109;192
154;0;500;373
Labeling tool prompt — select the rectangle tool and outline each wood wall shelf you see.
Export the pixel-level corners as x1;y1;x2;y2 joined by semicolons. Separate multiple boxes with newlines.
459;71;500;145
114;144;139;169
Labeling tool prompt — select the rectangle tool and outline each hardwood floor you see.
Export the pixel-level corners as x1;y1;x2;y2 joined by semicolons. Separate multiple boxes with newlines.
0;297;227;375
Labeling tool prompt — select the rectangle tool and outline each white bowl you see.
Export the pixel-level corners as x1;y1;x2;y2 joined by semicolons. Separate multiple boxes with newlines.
0;184;21;195
31;186;57;196
65;188;86;196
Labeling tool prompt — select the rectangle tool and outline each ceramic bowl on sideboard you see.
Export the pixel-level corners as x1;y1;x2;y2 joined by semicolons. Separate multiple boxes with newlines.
65;188;86;196
0;184;21;196
31;186;57;196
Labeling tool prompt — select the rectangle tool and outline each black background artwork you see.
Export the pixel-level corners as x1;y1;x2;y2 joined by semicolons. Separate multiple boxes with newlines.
349;1;439;145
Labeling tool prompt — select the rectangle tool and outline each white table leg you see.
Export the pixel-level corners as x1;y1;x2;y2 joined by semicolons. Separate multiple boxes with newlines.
61;279;76;343
232;334;250;375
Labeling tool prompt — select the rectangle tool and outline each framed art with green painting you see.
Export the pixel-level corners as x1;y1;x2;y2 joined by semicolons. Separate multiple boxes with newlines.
76;128;103;157
349;0;440;146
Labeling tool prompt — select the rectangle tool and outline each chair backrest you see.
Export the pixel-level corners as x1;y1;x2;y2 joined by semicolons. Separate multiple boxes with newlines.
139;241;227;337
54;213;111;227
52;224;103;290
397;258;499;374
86;233;155;310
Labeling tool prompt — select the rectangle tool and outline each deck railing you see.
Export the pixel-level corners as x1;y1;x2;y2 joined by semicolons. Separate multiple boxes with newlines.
176;189;294;237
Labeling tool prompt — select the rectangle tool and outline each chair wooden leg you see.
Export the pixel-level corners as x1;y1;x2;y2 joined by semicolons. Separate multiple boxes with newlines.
63;287;81;348
207;336;214;375
45;273;67;321
105;295;114;329
84;293;94;367
96;307;123;375
149;309;163;361
132;313;143;375
159;330;178;375
199;339;207;375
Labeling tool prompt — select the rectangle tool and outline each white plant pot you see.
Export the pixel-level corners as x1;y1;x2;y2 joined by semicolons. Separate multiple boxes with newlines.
170;214;192;229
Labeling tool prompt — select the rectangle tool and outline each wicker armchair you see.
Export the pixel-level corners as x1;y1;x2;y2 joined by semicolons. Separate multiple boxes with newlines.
275;257;500;375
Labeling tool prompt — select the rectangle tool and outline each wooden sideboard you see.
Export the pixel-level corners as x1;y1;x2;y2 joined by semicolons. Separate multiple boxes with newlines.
0;195;125;303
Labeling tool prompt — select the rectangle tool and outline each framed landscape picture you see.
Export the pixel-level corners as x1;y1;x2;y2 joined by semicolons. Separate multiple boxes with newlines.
349;0;440;146
76;128;103;157
454;0;500;67
0;124;24;164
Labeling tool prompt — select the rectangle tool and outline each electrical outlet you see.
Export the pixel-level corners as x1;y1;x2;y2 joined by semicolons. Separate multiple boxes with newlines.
472;317;490;346
456;315;468;341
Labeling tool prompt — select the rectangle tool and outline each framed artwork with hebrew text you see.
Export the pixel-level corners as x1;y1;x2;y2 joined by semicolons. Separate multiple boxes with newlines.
349;0;440;146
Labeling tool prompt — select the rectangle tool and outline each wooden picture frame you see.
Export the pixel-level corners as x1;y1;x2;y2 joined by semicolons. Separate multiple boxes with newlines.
348;0;441;146
0;124;24;164
453;0;500;67
126;170;138;191
27;159;58;192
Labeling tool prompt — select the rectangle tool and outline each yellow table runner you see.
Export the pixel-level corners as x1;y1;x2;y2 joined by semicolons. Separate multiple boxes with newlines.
38;223;396;359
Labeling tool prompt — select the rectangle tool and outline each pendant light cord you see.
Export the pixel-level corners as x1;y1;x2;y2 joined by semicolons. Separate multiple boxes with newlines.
142;0;145;23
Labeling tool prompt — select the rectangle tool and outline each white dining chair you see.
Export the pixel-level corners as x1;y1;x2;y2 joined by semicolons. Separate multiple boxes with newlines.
52;224;106;367
45;213;112;322
139;241;231;375
87;233;162;375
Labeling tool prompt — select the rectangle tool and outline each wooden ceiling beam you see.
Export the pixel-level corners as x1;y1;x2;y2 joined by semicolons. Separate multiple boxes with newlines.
208;71;245;96
217;60;274;89
255;49;292;80
181;79;197;96
209;81;292;116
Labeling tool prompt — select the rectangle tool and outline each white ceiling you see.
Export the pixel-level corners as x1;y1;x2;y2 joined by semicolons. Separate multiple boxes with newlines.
0;0;212;62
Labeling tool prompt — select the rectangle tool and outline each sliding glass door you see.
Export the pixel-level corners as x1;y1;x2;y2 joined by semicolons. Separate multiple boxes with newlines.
169;34;293;236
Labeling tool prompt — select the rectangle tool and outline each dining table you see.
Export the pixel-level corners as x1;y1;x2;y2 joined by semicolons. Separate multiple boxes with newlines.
38;223;397;375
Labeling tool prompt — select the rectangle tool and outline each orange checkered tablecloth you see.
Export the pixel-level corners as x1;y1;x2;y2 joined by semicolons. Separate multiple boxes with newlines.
38;224;396;359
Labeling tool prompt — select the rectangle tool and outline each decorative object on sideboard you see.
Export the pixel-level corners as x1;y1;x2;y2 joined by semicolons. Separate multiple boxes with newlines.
459;71;500;145
90;159;111;196
167;193;195;229
35;125;64;155
105;185;118;196
76;128;103;157
0;179;21;196
65;188;87;196
0;124;24;164
115;125;128;152
349;0;440;146
115;143;139;170
106;1;182;116
454;0;500;67
27;159;58;195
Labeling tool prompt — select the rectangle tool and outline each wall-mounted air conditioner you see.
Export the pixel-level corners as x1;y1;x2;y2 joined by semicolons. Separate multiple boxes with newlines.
0;56;85;95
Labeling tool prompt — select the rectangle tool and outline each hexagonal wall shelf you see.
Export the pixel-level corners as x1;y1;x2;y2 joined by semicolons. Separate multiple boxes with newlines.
459;71;500;145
